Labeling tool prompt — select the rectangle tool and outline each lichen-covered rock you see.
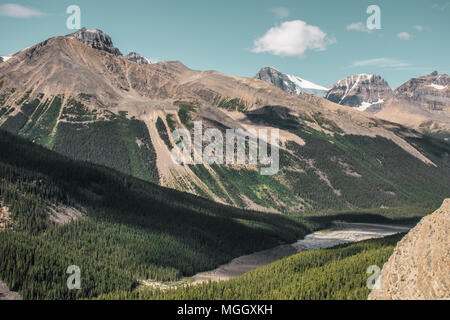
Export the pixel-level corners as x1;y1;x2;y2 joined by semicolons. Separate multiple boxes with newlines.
369;199;450;300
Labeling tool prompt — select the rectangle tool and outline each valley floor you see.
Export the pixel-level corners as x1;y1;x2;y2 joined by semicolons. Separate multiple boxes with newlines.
145;221;411;287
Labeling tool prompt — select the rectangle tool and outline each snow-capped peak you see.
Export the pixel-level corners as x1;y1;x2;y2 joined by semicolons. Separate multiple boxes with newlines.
255;67;329;97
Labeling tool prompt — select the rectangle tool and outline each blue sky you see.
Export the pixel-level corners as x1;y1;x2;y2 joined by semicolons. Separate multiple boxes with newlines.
0;0;449;88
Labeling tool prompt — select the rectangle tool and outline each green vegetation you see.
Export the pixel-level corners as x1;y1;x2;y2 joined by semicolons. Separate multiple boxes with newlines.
27;95;63;148
52;116;159;184
61;98;97;122
78;93;92;101
201;164;298;210
175;101;196;129
0;128;311;299
166;114;176;132
1;111;28;134
156;116;172;149
218;97;248;112
246;106;450;212
99;234;402;300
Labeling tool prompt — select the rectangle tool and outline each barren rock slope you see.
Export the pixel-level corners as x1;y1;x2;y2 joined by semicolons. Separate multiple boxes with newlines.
369;199;450;300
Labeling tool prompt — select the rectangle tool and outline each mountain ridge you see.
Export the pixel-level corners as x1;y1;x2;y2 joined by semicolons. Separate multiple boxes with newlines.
1;30;449;213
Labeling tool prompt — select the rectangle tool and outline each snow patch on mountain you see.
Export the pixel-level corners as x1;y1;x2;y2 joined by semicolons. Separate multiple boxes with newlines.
429;83;446;90
254;67;329;98
1;55;13;62
286;74;329;92
357;99;384;112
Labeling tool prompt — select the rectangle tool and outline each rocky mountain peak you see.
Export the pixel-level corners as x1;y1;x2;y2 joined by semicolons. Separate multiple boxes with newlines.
126;52;151;65
325;74;393;113
393;72;449;111
255;67;329;97
69;27;122;56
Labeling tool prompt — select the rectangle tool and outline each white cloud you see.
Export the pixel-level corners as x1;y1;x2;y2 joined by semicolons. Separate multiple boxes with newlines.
251;20;335;58
415;25;423;31
350;58;411;68
0;3;45;18
270;7;290;19
397;32;411;40
346;22;371;33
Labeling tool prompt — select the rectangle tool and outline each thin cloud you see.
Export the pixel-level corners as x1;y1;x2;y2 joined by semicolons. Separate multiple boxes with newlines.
350;58;428;72
350;58;411;69
415;25;424;31
346;22;371;33
252;20;335;58
397;32;411;40
0;3;45;18
270;7;290;19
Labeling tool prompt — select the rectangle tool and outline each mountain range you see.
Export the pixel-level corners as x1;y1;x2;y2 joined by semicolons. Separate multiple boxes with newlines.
0;27;449;301
256;67;450;139
0;28;449;214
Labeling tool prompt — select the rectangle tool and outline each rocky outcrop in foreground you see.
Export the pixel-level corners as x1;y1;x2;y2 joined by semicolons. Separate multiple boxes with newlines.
369;199;450;300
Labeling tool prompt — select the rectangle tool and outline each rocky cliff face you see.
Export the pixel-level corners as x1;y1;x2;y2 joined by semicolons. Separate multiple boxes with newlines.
255;67;328;97
369;199;450;300
70;28;122;56
325;74;393;113
376;72;450;138
126;52;151;65
394;71;450;112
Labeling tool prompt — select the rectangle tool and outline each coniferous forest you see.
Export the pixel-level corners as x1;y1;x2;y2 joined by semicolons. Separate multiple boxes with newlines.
0;129;314;299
